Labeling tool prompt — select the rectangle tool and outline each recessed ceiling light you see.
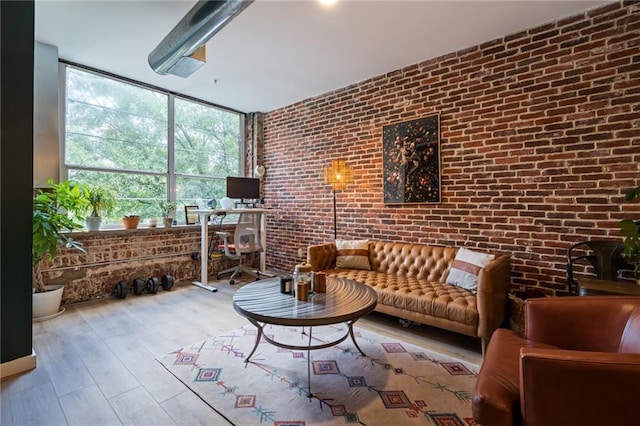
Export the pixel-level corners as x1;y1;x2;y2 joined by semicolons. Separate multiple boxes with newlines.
319;0;337;5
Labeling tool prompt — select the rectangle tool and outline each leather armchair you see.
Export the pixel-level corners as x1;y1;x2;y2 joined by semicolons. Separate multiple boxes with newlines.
473;296;640;426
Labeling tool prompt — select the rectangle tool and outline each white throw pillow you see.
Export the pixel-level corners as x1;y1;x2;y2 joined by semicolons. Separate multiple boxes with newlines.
335;239;371;270
446;248;495;292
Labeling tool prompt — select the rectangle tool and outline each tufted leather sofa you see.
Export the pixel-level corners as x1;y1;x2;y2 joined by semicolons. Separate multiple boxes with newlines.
307;241;511;352
473;296;640;425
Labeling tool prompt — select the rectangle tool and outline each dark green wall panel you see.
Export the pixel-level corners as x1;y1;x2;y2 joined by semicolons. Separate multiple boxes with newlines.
1;0;35;364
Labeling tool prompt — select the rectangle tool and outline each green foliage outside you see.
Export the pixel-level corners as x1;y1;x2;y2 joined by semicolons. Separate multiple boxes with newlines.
65;67;241;224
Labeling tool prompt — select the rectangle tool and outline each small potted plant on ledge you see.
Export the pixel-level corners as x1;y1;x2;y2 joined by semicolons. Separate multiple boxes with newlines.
33;179;89;320
84;185;116;231
160;200;177;228
618;184;640;284
122;214;141;229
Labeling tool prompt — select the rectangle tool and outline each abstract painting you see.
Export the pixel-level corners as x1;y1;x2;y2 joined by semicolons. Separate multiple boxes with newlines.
382;113;440;204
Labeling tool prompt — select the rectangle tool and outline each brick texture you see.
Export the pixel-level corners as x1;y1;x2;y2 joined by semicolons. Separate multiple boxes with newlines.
40;224;258;304
262;1;640;294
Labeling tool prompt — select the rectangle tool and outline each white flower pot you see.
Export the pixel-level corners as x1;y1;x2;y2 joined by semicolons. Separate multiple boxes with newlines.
32;284;64;320
86;216;102;231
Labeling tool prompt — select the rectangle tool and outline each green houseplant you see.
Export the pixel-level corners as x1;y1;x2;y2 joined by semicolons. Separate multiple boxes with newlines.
84;185;116;231
160;201;177;228
33;179;89;318
618;184;640;280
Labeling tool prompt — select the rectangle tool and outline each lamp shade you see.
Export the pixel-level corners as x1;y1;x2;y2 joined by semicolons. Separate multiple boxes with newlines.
323;159;354;191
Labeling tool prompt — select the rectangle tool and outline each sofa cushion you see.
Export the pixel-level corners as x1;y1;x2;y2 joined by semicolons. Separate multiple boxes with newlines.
446;248;495;292
370;241;458;282
324;268;479;327
335;239;371;270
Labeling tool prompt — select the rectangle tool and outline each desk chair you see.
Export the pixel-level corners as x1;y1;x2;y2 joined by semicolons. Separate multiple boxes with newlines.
566;240;634;295
216;211;263;285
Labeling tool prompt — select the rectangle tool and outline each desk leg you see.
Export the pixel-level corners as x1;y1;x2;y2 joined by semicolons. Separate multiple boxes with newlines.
192;214;217;292
257;211;275;279
260;211;266;273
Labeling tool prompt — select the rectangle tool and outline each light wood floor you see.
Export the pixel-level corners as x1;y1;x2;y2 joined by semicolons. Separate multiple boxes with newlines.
1;277;482;425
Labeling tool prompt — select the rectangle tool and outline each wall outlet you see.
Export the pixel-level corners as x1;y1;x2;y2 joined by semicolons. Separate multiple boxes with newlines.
298;248;304;258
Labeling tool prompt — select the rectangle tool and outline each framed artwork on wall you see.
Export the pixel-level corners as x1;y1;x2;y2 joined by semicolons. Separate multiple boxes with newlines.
184;205;199;225
382;113;441;204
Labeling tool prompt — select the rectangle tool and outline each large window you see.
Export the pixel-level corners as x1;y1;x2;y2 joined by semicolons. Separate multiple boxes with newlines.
64;66;242;224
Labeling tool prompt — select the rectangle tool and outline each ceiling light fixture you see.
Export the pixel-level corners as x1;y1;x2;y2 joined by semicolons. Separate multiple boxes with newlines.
149;0;254;78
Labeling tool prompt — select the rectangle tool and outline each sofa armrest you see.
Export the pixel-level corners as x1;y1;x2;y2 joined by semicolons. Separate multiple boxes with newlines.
520;348;640;425
525;296;640;352
307;243;336;272
476;254;511;341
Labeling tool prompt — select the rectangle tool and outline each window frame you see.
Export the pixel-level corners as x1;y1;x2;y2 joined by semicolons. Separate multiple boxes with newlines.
60;63;246;225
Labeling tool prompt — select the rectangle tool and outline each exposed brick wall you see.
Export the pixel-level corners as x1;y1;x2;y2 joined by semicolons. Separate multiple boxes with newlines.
262;1;640;294
41;224;259;304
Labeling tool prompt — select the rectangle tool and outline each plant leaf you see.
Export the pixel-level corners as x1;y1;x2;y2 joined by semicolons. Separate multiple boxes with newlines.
623;185;640;202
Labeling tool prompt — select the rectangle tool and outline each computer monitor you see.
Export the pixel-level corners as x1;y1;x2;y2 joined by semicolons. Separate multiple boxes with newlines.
226;176;260;200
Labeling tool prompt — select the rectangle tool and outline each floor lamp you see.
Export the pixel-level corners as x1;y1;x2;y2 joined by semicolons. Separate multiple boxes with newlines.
323;159;355;240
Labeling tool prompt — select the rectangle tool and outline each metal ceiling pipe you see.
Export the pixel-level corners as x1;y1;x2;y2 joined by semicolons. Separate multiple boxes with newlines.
148;0;254;78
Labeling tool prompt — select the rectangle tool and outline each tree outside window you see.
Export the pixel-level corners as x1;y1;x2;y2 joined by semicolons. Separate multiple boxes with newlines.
64;67;242;225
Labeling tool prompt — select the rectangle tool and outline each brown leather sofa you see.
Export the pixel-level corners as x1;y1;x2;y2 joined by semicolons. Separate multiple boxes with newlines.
307;241;511;352
473;296;640;426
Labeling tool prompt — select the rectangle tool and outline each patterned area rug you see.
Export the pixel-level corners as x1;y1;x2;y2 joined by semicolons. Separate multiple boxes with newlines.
158;324;479;425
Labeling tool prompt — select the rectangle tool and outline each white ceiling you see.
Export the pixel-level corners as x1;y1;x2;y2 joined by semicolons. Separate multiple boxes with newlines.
35;0;608;113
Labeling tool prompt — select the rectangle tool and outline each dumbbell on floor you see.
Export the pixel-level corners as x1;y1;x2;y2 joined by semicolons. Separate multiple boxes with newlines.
142;275;174;293
145;277;160;294
112;275;174;299
113;278;145;299
160;274;174;291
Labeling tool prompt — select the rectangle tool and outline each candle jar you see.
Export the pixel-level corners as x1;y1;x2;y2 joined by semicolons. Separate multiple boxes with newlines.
293;263;313;300
280;276;293;295
296;282;309;302
314;272;326;293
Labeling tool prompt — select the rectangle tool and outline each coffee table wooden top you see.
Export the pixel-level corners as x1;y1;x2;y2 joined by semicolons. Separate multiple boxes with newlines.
233;277;377;327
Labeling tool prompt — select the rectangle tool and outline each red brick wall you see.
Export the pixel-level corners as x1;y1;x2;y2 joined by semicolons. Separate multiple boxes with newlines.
262;1;640;294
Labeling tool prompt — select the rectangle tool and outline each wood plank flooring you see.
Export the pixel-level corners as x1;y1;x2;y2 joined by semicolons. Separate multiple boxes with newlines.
1;277;482;425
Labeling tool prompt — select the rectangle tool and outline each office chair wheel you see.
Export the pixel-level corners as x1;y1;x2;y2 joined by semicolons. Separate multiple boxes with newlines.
229;279;236;285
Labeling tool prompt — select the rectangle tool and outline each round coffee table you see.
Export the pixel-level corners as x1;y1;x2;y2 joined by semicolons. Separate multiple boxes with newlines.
232;276;377;396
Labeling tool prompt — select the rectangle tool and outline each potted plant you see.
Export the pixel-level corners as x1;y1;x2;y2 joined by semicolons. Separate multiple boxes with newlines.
84;185;116;231
122;214;141;229
618;184;640;282
32;179;89;319
160;200;177;228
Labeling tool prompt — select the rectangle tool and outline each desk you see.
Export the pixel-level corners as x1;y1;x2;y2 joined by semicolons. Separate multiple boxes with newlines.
192;208;272;292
